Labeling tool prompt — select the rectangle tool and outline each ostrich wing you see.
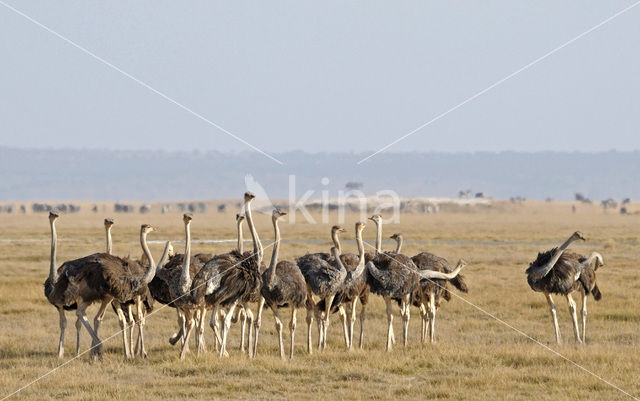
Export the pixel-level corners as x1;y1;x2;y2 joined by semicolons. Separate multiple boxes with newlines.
526;247;565;280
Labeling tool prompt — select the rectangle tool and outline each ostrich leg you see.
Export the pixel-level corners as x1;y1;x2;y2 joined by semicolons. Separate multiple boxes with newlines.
127;304;135;354
179;308;195;360
239;307;247;353
77;301;104;361
113;305;130;359
246;308;255;357
220;301;238;357
289;306;297;359
208;307;222;351
306;295;315;355
545;293;561;344
566;294;582;344
348;299;358;350
74;315;82;356
428;292;437;344
169;309;185;346
196;306;207;355
419;302;427;343
272;306;285;359
252;297;265;358
338;305;349;349
358;302;366;349
93;299;114;358
401;294;411;348
384;296;394;352
56;307;67;359
321;294;335;350
135;297;148;358
581;293;588;343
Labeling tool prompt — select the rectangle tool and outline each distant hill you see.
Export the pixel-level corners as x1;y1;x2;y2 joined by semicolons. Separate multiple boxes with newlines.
0;147;638;202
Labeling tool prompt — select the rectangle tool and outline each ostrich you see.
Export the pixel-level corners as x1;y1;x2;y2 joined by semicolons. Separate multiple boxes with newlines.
46;221;158;360
191;192;264;357
366;236;465;352
147;215;211;354
208;213;252;354
390;233;469;344
43;211;80;358
314;222;369;351
87;223;159;359
294;225;346;353
526;231;604;344
297;225;366;352
160;213;210;359
252;209;307;359
104;218;167;358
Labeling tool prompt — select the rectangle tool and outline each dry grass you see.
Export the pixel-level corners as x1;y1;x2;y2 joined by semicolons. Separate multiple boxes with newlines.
0;201;639;400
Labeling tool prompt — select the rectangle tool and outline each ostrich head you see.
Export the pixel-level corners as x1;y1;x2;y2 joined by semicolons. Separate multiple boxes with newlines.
331;225;346;234
390;233;402;240
355;221;366;233
104;218;114;228
244;192;255;202
167;242;175;257
368;214;382;224
272;208;287;221
183;213;193;224
236;214;245;223
141;224;154;235
571;231;586;242
48;211;59;222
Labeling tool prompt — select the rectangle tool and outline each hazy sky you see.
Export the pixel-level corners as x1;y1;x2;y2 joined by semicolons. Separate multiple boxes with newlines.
1;1;639;157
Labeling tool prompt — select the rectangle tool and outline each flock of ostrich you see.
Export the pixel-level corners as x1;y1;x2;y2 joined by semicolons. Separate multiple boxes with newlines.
43;192;604;361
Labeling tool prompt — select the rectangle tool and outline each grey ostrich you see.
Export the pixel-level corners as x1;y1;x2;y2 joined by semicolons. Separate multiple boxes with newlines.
526;231;604;344
191;192;264;357
366;236;465;352
297;224;366;353
104;218;168;358
162;213;209;359
314;222;368;351
46;220;158;360
390;233;468;344
253;209;307;359
43;211;80;358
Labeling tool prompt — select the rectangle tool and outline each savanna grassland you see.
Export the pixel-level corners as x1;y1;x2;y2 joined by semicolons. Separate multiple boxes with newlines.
0;201;639;400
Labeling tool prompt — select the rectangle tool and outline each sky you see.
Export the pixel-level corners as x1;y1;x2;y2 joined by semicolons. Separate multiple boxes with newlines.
1;1;640;158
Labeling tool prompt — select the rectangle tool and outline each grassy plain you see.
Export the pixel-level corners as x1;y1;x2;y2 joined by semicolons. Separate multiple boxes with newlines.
0;201;638;400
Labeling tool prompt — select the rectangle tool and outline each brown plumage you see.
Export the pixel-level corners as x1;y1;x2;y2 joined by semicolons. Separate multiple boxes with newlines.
411;251;468;343
525;231;603;344
411;252;468;305
367;252;420;299
148;253;211;305
194;250;263;307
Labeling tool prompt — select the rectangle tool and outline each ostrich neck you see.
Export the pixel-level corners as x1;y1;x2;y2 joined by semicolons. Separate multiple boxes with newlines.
179;222;192;294
331;230;341;253
375;221;382;254
345;228;366;283
105;226;112;255
139;231;156;287
394;237;403;253
266;218;280;288
245;200;263;264
356;229;364;264
157;241;172;271
237;221;244;254
49;220;58;284
546;235;579;269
